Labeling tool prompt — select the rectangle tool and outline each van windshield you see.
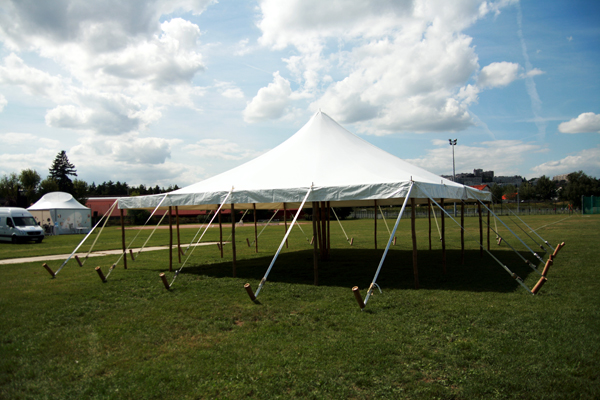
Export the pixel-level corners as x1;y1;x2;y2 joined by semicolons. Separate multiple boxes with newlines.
13;217;38;227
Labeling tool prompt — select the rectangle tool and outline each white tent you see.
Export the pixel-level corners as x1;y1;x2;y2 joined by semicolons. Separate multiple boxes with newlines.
119;111;490;211
28;192;92;235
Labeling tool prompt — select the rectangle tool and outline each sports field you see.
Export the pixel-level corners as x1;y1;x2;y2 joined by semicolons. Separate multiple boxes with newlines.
1;214;598;399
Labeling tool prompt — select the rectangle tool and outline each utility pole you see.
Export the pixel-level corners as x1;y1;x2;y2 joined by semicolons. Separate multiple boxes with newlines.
449;139;457;217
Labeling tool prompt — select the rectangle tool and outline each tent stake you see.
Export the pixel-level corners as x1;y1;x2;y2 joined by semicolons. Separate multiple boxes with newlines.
129;249;135;261
95;266;107;283
120;209;127;270
232;203;237;278
42;263;55;278
411;198;419;289
352;286;365;309
75;255;83;267
244;283;256;301
531;276;548;295
159;272;170;290
542;258;552;277
218;207;223;258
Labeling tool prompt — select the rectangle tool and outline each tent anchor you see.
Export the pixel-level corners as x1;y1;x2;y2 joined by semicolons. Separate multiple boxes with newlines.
42;263;56;278
95;266;107;283
352;286;365;309
159;273;171;290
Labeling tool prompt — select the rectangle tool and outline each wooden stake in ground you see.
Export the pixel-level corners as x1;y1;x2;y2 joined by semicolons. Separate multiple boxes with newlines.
312;202;319;286
175;206;181;263
374;200;378;250
231;203;236;278
441;198;446;275
120;208;127;270
169;206;173;272
411;198;419;289
253;203;258;253
327;201;331;258
461;202;465;265
487;202;491;251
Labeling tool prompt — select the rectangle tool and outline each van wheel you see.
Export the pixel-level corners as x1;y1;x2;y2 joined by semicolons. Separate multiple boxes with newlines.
11;236;18;244
36;238;43;244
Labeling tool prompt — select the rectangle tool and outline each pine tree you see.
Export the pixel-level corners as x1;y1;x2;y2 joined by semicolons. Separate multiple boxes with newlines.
48;151;77;193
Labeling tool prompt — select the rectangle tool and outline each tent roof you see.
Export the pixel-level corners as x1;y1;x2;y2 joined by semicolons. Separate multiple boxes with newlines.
28;192;90;211
119;111;490;210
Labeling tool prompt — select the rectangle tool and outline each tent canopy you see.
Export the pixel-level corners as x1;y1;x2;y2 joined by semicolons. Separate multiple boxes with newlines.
29;192;89;211
119;111;490;211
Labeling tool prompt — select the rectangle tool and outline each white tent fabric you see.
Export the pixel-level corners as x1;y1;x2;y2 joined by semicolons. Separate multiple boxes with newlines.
119;111;490;211
28;192;92;234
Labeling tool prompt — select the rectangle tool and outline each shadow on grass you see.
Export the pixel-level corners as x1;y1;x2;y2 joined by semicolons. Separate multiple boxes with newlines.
180;248;543;293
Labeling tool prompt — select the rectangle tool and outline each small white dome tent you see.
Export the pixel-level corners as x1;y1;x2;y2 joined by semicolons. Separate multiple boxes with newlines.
28;192;92;235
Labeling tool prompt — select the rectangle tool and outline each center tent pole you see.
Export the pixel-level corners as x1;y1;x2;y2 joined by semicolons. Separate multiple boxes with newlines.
312;202;319;285
283;203;288;248
441;198;446;275
361;182;414;307
176;206;181;263
218;207;223;258
316;202;322;259
411;197;419;289
487;202;491;251
253;203;258;253
327;201;331;258
249;187;312;299
428;199;432;250
169;206;173;272
232;203;236;278
374;200;378;250
321;201;327;260
120;208;127;270
478;203;483;258
461;202;465;265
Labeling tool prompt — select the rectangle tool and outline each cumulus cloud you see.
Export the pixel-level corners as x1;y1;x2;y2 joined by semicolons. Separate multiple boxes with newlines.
558;112;600;134
243;72;292;123
0;94;6;112
406;139;545;176
252;0;516;132
185;139;262;160
477;61;520;88
532;146;600;178
0;53;67;100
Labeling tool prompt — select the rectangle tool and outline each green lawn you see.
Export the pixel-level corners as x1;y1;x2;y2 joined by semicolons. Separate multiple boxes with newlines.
1;214;599;399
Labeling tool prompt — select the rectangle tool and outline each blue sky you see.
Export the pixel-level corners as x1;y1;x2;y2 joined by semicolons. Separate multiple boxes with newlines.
1;0;599;188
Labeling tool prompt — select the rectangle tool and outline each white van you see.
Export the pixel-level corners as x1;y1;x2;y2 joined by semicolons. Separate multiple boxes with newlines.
0;207;45;243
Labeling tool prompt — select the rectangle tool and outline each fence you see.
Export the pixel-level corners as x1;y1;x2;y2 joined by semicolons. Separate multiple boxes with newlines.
582;196;600;215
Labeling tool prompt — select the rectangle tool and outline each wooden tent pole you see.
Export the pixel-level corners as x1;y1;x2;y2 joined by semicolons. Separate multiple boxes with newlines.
327;201;331;259
283;202;288;248
176;206;181;263
253;203;258;253
169;206;173;272
478;202;483;258
320;201;326;260
218;207;223;258
441;199;446;275
487;202;491;251
232;203;236;278
312;202;319;285
374;200;377;250
120;208;127;270
316;202;322;260
461;202;465;265
428;199;432;250
411;198;419;289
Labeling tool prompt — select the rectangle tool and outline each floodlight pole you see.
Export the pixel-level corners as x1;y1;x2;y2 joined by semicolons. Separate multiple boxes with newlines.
449;139;457;217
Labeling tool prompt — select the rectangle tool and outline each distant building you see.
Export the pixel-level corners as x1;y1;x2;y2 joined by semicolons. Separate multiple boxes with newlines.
442;169;523;187
552;173;573;182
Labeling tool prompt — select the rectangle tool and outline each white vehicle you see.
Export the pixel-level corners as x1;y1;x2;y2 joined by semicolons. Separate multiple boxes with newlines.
0;207;45;243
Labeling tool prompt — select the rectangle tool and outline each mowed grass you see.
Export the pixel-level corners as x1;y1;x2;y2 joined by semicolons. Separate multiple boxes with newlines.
1;213;599;399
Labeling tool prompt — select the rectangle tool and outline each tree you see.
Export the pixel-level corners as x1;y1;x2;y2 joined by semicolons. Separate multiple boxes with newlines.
490;183;503;203
48;150;77;193
72;179;90;205
502;184;517;201
518;181;535;202
0;173;21;206
19;169;41;204
560;171;600;207
38;178;60;197
535;176;556;201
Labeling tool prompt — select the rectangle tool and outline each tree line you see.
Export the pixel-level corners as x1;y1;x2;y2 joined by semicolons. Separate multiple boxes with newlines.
0;151;178;207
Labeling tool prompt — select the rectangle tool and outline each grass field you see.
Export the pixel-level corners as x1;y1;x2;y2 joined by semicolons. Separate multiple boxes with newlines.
1;213;599;399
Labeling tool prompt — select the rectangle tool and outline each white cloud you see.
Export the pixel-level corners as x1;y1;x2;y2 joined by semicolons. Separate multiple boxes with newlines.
253;0;516;132
0;133;60;148
532;146;600;178
214;81;244;99
243;71;292;123
185;139;262;160
406;139;545;176
558;112;600;134
0;94;6;112
477;61;520;88
0;53;68;100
